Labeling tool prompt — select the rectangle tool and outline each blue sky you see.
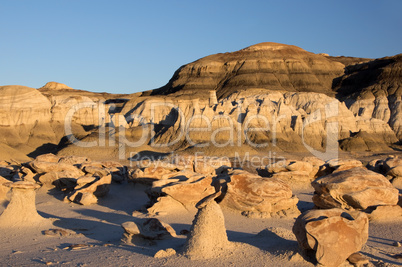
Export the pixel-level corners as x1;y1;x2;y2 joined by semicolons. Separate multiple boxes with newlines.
1;0;401;94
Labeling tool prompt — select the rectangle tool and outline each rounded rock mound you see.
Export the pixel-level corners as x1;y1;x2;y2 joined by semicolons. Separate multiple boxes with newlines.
147;42;345;99
39;81;73;90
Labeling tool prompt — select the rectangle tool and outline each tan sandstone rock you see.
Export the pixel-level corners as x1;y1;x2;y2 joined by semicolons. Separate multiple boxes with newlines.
154;248;176;258
218;169;299;217
67;174;112;205
312;167;399;210
0;181;51;228
121;218;176;244
293;208;369;267
183;194;231;259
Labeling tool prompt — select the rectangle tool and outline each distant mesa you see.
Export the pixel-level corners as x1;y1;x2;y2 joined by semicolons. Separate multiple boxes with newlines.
39;81;73;90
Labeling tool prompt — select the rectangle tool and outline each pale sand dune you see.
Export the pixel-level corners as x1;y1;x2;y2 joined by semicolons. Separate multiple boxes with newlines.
0;183;400;266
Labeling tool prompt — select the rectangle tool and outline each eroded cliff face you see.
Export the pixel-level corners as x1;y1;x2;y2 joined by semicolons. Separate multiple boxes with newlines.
109;90;396;160
0;85;52;126
148;42;345;99
333;54;402;138
0;85;58;158
0;83;127;160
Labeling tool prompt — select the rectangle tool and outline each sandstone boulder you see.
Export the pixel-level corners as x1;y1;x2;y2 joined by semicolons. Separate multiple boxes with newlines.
387;165;402;177
326;158;363;172
35;153;60;163
286;161;314;174
383;156;402;172
67;174;112;205
121;218;176;244
270;171;312;190
153;175;215;209
293;208;369;267
218;169;299;217
147;195;188;215
140;218;177;240
367;205;402;221
302;156;326;178
154;248;176;258
312;167;399;210
29;159;83;176
259;159;318;189
58;156;91;166
392;177;402;189
193;156;231;175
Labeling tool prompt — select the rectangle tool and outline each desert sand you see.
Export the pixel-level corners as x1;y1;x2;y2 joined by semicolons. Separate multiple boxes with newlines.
0;170;400;266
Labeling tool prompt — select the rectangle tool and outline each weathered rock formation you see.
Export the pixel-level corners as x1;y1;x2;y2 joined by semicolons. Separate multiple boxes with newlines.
258;158;323;190
334;54;402;139
114;89;397;158
22;154;120;205
0;85;58;158
148;42;345;99
312;167;399;211
182;193;231;259
217;169;299;217
0;181;50;228
137;157;299;217
66;174;112;205
121;218;176;245
293;208;369;267
366;155;402;190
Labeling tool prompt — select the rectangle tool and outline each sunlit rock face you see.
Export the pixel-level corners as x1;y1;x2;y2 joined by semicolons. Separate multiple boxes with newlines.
119;90;397;155
148;42;345;99
0;85;52;126
0;85;58;157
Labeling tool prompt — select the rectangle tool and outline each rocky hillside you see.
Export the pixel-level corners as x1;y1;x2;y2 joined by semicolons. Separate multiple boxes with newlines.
0;82;128;161
332;54;402;138
0;43;401;162
146;42;345;99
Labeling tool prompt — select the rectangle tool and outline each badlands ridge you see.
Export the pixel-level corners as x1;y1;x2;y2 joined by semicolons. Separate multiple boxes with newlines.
0;43;401;162
0;42;401;266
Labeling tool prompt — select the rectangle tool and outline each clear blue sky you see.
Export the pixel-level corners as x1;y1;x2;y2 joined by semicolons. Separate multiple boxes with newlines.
1;0;401;94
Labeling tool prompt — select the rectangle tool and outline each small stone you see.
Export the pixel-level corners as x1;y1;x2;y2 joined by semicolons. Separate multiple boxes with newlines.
154;248;176;258
347;252;369;265
66;244;90;250
121;221;140;235
393;241;401;247
43;229;78;237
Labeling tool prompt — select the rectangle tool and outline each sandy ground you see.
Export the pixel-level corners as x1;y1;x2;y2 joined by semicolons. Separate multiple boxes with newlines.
0;181;401;267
